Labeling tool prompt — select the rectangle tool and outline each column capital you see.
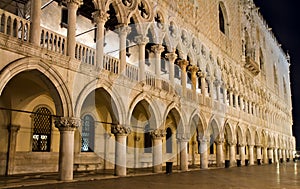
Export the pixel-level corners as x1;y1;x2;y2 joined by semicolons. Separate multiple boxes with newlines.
63;0;83;6
238;143;246;147
165;52;177;63
188;65;199;74
197;70;206;78
150;129;166;139
178;59;189;70
7;125;20;132
176;133;191;142
92;10;109;24
134;35;149;45
111;125;131;136
214;79;221;87
54;117;81;131
215;137;225;145
198;136;209;143
116;24;131;35
151;44;165;54
228;141;237;146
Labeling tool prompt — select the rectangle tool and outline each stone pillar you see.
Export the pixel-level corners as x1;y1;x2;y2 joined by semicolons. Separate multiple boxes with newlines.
30;0;41;45
199;71;206;98
54;117;80;181
178;139;189;171
234;93;239;109
278;148;282;162
268;148;274;164
135;35;149;82
165;52;177;90
274;148;278;163
117;25;131;74
248;145;254;165
282;149;286;162
178;60;189;98
229;90;233;106
65;0;83;58
239;144;245;166
199;138;208;169
223;87;227;104
256;145;262;164
216;139;224;167
93;10;108;69
263;147;268;164
6;125;20;175
150;129;166;173
152;44;165;88
214;80;221;101
229;142;236;166
111;125;131;176
189;65;199;100
240;96;244;111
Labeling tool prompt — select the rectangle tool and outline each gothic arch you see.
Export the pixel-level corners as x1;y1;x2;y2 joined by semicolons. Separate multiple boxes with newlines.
0;57;72;116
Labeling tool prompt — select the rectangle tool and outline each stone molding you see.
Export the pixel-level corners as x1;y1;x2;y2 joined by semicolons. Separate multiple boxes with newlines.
111;125;131;136
150;129;166;139
54;117;81;131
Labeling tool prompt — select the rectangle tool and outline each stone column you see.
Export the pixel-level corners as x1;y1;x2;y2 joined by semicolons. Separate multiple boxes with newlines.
178;138;189;171
65;0;83;58
263;147;268;164
111;125;131;176
150;129;166;173
189;65;199;100
178;60;189;98
223;87;227;104
282;149;286;162
229;142;236;166
274;148;278;163
165;52;177;90
214;80;221;101
93;10;108;69
240;96;244;111
239;144;245;166
256;145;262;165
268;148;274;164
6;125;20;175
200;73;206;97
229;90;233;106
199;138;209;169
117;25;131;74
248;145;254;165
216;138;224;167
135;35;149;82
234;93;239;109
278;148;282;162
54;117;80;181
30;0;41;45
152;44;165;88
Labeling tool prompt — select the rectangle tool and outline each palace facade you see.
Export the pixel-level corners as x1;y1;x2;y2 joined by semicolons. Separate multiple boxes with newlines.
0;0;295;181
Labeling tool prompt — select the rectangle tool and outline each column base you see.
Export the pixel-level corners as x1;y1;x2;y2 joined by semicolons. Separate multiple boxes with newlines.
257;159;261;165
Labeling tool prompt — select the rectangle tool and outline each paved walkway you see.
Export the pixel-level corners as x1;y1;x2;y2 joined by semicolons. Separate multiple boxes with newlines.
0;162;299;189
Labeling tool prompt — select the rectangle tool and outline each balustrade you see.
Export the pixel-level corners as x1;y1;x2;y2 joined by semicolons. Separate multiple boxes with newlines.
103;55;119;74
0;9;30;42
125;64;138;81
40;28;66;55
145;72;156;87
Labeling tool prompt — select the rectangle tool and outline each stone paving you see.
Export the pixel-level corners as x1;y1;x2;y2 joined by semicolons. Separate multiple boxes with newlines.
0;162;299;189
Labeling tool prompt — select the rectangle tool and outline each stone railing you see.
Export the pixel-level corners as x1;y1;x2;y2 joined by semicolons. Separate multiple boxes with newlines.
75;43;95;65
125;64;138;81
161;79;170;92
145;72;156;87
0;9;30;42
40;28;66;55
103;55;119;74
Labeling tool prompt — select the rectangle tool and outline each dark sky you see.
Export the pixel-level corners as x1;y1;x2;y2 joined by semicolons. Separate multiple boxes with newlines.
253;0;300;150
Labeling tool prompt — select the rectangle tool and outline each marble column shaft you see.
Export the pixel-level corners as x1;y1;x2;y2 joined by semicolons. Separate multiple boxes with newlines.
6;125;20;175
151;129;165;173
30;0;41;45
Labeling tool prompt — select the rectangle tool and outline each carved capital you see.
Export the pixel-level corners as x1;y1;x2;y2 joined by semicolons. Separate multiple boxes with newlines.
54;117;81;131
111;125;131;136
92;10;109;24
134;35;149;45
7;125;20;132
188;65;199;74
151;44;165;54
198;136;209;143
197;70;206;78
116;24;131;36
215;137;225;145
150;129;166;139
176;133;191;141
165;52;177;63
178;59;188;70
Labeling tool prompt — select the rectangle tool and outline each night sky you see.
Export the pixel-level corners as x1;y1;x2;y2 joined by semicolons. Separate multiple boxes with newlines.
253;0;300;150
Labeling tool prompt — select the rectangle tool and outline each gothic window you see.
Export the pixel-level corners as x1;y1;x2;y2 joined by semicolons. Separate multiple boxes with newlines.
155;12;164;29
144;124;152;153
210;135;214;154
166;128;172;153
138;1;149;19
81;115;95;152
218;3;229;36
32;107;52;152
61;8;68;28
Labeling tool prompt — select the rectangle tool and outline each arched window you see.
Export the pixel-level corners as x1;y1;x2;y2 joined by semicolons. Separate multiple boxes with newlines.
32;107;52;152
81;115;95;152
166;128;172;153
144;124;152;153
219;2;229;36
210;135;214;154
